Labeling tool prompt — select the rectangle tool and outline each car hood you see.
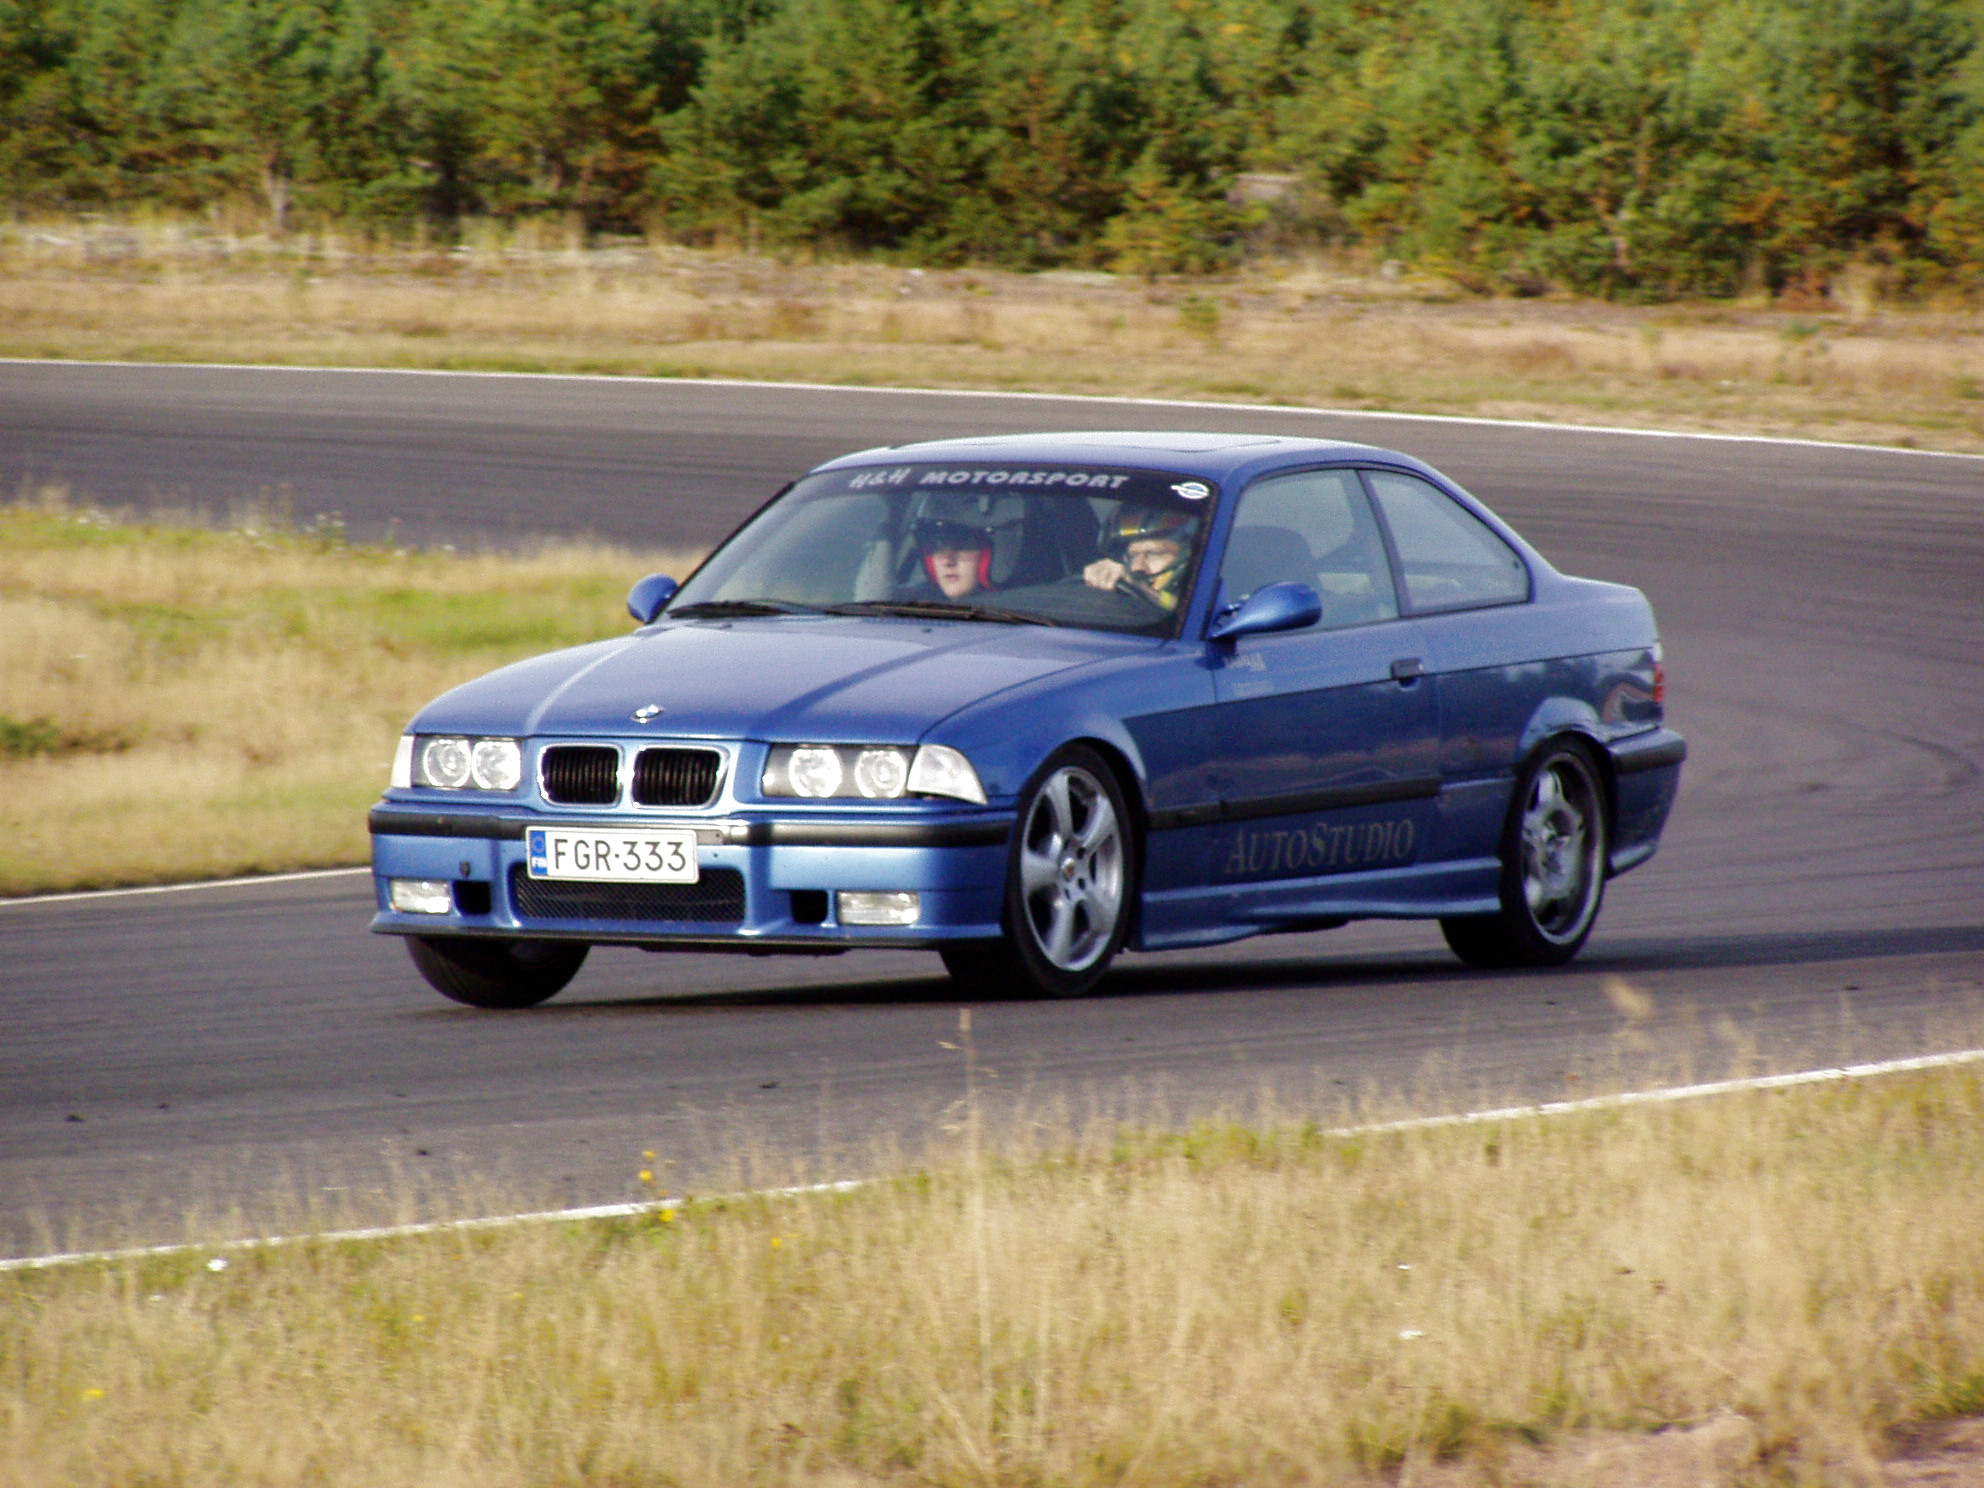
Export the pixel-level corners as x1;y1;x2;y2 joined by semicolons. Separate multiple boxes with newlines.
410;616;1151;743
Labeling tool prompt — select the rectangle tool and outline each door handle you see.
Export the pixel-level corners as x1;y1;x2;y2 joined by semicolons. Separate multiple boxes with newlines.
1390;657;1425;683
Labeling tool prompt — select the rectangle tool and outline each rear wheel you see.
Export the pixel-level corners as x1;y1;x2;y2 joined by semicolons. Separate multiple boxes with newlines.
943;745;1134;998
1441;741;1609;969
406;936;588;1009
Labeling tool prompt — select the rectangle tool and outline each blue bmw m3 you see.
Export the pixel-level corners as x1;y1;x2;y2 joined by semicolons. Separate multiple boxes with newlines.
369;432;1684;1006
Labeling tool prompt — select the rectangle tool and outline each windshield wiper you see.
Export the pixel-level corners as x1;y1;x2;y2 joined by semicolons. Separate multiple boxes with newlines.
824;599;1063;627
665;598;829;619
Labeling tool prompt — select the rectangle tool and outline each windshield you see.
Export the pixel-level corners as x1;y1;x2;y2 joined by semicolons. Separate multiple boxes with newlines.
668;463;1218;636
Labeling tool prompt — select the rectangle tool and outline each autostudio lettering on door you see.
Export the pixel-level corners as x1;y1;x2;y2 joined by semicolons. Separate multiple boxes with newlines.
1219;816;1417;880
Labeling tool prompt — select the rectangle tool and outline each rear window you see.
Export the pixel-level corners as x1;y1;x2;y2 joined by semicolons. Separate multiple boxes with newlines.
1365;470;1529;612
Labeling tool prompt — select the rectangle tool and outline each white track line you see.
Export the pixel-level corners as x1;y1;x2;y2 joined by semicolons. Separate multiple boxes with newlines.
7;357;1981;462
0;1183;868;1277
0;866;369;909
7;1047;1980;1275
1351;1046;1984;1134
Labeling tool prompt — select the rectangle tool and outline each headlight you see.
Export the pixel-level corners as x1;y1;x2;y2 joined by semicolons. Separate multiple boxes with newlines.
420;736;473;789
763;743;984;803
854;747;909;798
413;735;522;791
470;739;522;791
787;745;845;798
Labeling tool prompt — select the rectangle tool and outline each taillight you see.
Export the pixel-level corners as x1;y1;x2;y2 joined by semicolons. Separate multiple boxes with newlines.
1652;659;1667;706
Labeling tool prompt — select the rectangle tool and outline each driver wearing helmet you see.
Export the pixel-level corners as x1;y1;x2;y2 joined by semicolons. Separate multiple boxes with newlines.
1084;504;1197;610
910;517;997;600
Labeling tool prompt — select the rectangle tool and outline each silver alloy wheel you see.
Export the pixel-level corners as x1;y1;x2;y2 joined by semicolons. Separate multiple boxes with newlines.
1016;764;1126;972
1518;753;1603;945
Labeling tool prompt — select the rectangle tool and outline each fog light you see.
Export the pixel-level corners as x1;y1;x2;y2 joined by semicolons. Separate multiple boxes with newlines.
390;878;454;915
837;890;921;927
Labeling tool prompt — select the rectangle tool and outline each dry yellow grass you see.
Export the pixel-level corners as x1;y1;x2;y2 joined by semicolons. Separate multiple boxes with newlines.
0;493;695;894
5;1063;1984;1486
5;217;1984;453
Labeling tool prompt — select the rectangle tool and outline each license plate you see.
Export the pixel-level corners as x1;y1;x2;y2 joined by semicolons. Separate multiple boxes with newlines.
526;827;699;883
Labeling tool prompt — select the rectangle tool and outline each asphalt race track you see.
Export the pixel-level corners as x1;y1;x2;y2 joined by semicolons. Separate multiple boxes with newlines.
4;360;1982;1258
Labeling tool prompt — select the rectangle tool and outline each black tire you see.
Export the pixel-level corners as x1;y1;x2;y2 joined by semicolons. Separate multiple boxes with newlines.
406;935;588;1009
974;744;1136;998
1441;740;1609;969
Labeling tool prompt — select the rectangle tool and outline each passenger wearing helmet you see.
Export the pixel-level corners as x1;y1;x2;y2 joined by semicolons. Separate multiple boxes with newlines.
1084;504;1197;610
910;517;997;600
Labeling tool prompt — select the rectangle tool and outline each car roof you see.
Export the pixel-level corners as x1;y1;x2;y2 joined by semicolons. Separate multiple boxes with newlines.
815;431;1421;483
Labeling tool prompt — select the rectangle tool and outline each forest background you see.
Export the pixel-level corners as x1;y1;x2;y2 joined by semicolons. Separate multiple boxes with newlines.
3;0;1984;299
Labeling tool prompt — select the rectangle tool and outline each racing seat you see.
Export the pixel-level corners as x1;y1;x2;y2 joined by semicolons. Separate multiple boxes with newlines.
1311;513;1396;626
1219;523;1322;605
1000;498;1100;588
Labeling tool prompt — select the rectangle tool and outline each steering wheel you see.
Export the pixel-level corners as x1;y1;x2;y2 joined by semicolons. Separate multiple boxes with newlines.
1050;571;1171;611
1110;574;1171;610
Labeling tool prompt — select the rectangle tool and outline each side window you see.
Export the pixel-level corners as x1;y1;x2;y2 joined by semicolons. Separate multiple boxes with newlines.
1364;470;1529;612
1221;468;1399;628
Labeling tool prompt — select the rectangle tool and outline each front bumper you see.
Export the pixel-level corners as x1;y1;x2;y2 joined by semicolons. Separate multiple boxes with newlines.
367;802;1013;949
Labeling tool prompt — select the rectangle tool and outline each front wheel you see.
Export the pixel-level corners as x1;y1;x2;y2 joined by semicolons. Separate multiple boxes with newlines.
1441;741;1609;969
945;746;1134;998
406;936;588;1008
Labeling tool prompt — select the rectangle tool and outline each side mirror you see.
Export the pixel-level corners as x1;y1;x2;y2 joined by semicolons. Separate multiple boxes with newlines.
1206;581;1322;642
626;573;679;624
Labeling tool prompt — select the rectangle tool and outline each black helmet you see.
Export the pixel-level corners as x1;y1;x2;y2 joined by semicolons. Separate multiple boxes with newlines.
912;517;994;554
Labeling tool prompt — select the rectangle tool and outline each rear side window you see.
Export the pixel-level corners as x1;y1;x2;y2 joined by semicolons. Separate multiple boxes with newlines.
1222;468;1399;628
1364;470;1529;612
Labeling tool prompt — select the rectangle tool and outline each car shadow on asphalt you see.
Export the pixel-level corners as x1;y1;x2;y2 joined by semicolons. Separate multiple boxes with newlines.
540;951;1459;1015
530;922;1984;1016
1578;922;1984;972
